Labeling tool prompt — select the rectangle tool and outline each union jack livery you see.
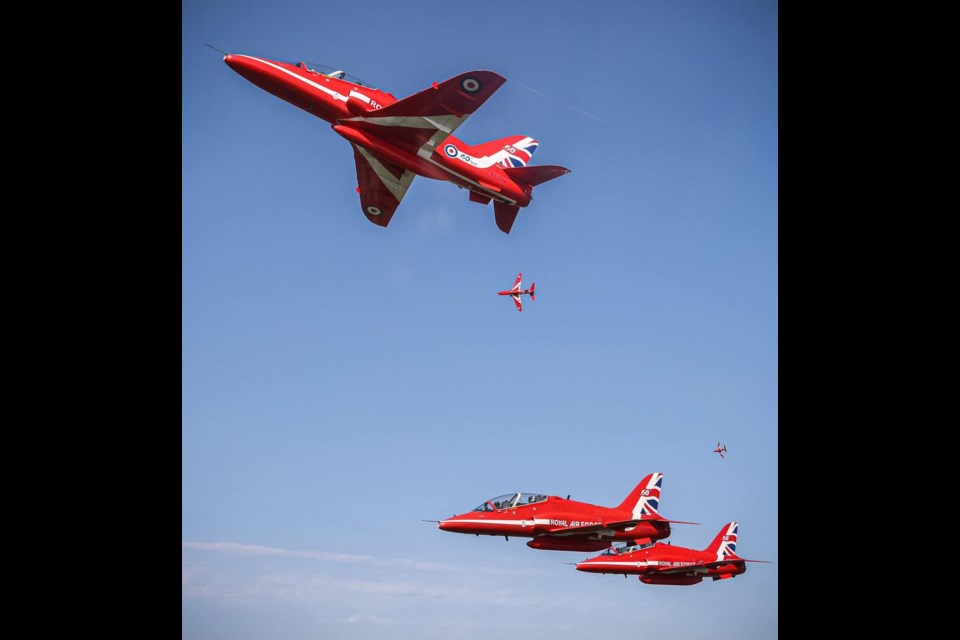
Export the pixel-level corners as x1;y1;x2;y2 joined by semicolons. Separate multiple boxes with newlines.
432;473;696;552
223;54;570;233
575;521;770;585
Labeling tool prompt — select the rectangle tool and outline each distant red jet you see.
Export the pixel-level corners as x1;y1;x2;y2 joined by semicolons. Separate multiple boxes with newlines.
575;521;769;585
434;473;695;552
714;442;727;459
222;54;570;233
498;273;535;312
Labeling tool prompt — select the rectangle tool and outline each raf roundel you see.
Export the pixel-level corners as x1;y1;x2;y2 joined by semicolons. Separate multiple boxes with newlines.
366;205;382;216
461;77;481;93
444;144;459;158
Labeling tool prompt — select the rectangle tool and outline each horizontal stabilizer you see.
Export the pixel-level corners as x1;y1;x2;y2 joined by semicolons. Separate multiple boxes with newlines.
503;165;571;187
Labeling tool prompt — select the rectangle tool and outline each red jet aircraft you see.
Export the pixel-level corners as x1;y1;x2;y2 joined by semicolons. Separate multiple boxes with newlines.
714;442;727;459
498;273;535;312
574;521;769;585
435;473;693;552
223;54;570;233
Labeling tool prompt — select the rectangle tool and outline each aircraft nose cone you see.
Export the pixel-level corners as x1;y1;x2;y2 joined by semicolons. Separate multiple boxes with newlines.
222;54;276;88
223;53;242;71
223;53;261;77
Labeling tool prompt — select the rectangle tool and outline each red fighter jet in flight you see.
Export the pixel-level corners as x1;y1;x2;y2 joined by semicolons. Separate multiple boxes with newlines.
222;54;570;233
498;273;535;312
574;521;769;585
714;442;727;459
434;473;694;552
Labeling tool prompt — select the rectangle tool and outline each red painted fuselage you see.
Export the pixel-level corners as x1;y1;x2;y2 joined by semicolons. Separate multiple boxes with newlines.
223;55;569;232
437;474;677;552
438;495;671;552
575;522;765;585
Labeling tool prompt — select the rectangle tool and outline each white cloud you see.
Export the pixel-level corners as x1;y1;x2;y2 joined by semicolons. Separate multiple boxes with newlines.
183;541;375;563
415;206;455;234
345;613;393;625
182;540;549;577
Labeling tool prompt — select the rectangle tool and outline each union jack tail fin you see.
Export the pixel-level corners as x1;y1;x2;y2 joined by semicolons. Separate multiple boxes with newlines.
473;136;540;168
705;522;740;561
530;282;535;301
617;472;664;520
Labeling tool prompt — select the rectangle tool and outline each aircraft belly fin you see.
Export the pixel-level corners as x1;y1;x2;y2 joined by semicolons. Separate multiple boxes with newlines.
544;523;620;537
351;145;416;228
469;191;492;205
494;201;520;234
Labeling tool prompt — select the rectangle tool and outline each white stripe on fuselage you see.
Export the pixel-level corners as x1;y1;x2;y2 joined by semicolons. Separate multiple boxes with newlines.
243;61;519;208
584;561;648;569
344;114;464;133
342;116;518;205
444;518;550;527
423;154;517;205
353;145;415;200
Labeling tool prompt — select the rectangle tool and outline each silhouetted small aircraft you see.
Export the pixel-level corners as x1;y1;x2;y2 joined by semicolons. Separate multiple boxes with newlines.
498;273;535;312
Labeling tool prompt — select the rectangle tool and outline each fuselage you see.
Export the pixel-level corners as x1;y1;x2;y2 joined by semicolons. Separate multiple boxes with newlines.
575;541;746;582
224;54;531;207
437;494;671;550
498;289;533;296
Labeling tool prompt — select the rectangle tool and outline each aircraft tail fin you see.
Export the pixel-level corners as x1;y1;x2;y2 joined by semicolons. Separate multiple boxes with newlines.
530;282;535;301
494;201;520;234
705;522;740;560
617;472;664;519
503;165;571;187
473;136;541;168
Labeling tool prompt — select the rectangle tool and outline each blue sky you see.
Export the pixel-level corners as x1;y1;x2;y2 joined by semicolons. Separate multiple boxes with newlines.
183;1;778;638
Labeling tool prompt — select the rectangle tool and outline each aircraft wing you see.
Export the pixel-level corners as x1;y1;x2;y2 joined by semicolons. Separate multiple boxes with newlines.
341;70;507;160
351;144;416;227
511;274;523;292
547;523;625;536
550;517;698;537
511;294;523;312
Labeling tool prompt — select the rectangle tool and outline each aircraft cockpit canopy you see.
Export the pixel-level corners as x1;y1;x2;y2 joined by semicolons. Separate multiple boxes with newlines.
601;540;656;556
473;493;548;512
291;62;376;88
